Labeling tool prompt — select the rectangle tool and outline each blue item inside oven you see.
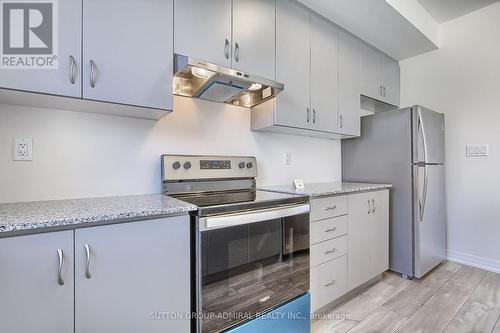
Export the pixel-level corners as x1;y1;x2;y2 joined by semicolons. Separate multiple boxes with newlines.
223;293;311;333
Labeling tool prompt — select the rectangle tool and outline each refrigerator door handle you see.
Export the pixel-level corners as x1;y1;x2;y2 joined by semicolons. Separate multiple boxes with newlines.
418;108;429;164
419;164;429;222
418;108;430;221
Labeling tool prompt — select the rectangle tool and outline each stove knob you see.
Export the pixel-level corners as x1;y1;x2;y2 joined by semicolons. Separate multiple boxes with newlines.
246;162;253;169
172;161;181;170
239;162;246;169
183;161;192;170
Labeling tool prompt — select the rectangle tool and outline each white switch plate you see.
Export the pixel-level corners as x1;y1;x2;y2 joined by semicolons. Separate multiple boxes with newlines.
13;138;33;161
466;144;488;157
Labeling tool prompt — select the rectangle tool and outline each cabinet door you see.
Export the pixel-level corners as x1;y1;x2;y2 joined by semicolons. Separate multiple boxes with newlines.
381;55;400;106
83;0;173;109
0;231;74;333
310;15;338;133
232;0;275;79
0;0;81;97
75;217;190;333
174;0;231;67
275;0;310;129
347;192;372;290
360;43;382;101
338;31;361;137
371;190;390;277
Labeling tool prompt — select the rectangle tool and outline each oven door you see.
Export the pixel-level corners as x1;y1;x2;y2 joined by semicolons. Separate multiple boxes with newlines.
196;203;310;333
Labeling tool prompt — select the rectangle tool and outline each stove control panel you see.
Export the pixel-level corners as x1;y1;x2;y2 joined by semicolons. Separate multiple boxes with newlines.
162;155;257;181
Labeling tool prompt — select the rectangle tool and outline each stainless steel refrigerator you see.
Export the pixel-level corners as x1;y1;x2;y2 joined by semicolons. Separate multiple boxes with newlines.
342;105;446;278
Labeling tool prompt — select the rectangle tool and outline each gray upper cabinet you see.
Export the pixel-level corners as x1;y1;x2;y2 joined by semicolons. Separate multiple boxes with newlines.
0;0;82;97
310;15;339;133
75;217;190;333
275;0;311;129
0;231;74;333
338;31;361;137
361;43;400;107
174;0;231;68
232;0;276;79
83;0;173;110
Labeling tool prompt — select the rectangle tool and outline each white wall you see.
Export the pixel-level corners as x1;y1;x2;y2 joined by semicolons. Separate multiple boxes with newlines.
400;3;500;272
0;96;341;203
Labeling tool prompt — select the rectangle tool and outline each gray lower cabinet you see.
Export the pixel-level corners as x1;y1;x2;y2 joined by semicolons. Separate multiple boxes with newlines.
0;216;190;333
83;0;173;110
75;217;190;333
0;0;82;97
0;231;74;333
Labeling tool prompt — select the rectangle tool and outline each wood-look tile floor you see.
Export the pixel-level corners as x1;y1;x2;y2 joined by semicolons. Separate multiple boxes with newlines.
313;261;500;333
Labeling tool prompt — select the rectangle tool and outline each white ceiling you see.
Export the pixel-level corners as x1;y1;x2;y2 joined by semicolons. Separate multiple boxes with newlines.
418;0;500;23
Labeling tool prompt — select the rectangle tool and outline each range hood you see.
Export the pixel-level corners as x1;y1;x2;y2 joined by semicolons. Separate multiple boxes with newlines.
173;54;284;108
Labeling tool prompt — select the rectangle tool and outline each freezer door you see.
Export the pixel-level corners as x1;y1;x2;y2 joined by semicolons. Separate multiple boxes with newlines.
413;164;447;278
412;106;445;164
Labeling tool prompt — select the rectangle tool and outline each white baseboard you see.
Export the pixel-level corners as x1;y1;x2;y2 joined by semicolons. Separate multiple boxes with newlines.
447;250;500;274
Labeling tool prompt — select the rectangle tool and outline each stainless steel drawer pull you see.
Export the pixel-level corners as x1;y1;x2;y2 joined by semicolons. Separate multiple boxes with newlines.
89;60;96;88
234;42;240;62
57;249;64;286
324;280;336;287
368;200;372;214
84;244;92;279
69;55;76;84
324;248;336;255
324;227;337;233
372;199;376;213
325;205;337;211
224;39;230;60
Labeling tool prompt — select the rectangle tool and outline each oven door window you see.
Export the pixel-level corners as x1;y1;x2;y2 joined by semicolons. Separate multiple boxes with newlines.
200;213;309;332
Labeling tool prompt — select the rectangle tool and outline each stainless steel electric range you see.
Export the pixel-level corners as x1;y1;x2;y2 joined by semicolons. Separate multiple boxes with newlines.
161;154;310;333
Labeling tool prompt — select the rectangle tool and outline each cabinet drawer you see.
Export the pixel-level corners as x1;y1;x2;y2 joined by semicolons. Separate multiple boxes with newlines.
310;195;347;221
310;235;347;268
311;255;348;312
310;216;347;245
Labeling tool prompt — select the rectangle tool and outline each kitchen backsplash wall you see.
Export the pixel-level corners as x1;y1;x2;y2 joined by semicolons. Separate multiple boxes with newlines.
0;96;341;203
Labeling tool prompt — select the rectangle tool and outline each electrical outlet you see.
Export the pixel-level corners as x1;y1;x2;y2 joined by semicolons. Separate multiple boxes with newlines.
283;152;291;166
466;144;488;157
13;138;33;161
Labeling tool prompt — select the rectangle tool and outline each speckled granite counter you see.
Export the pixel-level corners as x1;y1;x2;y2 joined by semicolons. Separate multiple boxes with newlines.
0;194;196;236
259;182;392;198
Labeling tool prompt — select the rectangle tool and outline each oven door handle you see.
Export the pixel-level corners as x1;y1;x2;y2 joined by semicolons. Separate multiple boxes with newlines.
200;204;310;231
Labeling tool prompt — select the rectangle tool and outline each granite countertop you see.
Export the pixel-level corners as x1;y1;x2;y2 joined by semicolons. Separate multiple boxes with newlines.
259;181;392;198
0;194;196;236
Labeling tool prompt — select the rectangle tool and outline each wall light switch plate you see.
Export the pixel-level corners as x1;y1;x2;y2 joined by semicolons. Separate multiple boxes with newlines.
466;144;488;157
13;138;33;161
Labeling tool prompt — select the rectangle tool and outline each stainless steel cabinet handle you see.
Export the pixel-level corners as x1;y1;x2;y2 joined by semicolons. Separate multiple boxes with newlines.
224;39;230;60
372;199;376;213
325;205;336;211
340;114;343;128
324;248;336;255
57;249;64;286
234;42;240;62
324;227;337;233
312;109;316;124
368;200;372;214
69;55;76;85
89;60;96;88
84;244;92;279
306;108;310;123
324;280;336;287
